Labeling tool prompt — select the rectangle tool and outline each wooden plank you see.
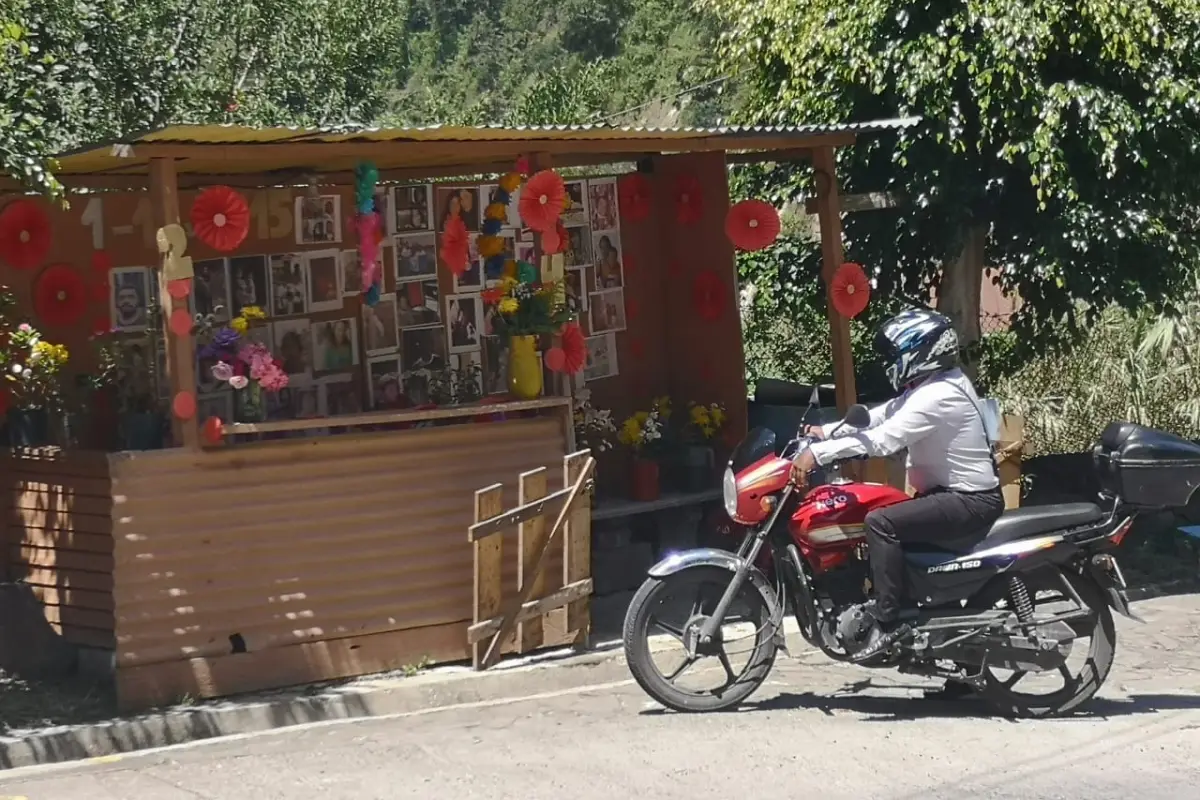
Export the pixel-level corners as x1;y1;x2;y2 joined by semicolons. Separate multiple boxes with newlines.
811;146;857;412
29;584;115;613
467;578;593;643
516;468;549;654
42;603;114;631
11;545;114;573
52;622;116;649
2;508;114;536
8;476;113;495
15;529;113;554
5;490;113;517
472;484;505;670
480;456;595;669
562;451;593;646
467;485;574;541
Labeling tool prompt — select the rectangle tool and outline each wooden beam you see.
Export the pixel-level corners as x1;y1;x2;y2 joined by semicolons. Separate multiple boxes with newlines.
804;191;901;215
516;467;549;653
472;483;505;669
726;147;816;165
467;484;575;542
148;158;199;449
811;146;857;412
467;579;593;643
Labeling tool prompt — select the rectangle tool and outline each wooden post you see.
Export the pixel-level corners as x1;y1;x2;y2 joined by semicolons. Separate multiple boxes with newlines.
472;483;505;669
811;146;857;412
148;158;199;448
562;450;592;647
516;467;549;653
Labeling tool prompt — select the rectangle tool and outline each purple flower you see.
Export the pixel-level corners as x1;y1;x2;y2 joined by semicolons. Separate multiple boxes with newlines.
212;326;241;349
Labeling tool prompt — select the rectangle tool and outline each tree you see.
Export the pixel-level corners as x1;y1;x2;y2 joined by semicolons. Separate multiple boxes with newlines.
701;0;1200;349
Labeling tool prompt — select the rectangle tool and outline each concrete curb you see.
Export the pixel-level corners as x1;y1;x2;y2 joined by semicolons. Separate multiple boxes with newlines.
0;640;634;772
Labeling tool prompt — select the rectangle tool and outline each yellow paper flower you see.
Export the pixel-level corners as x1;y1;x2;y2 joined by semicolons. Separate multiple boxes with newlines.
230;316;249;334
498;172;522;193
503;259;518;279
498;297;519;314
32;340;69;366
619;417;644;446
478;235;505;258
653;396;672;421
690;405;710;428
710;405;726;429
240;305;266;321
485;202;508;221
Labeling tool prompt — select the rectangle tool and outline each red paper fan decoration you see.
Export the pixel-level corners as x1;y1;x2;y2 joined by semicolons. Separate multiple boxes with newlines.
167;279;192;300
169;308;193;337
725;200;781;251
91;250;113;275
0;199;51;269
172;391;197;421
201;416;224;445
440;215;471;276
692;269;727;322
519;170;566;232
544;347;566;372
674;175;703;225
560;322;586;373
190;186;250;252
542;225;562;255
618;174;651;222
830;262;871;318
33;264;86;328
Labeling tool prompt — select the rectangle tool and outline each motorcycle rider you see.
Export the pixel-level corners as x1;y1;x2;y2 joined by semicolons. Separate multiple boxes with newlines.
789;308;1004;670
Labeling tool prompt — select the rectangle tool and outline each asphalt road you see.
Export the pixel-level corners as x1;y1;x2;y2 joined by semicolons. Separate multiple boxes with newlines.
1;595;1198;800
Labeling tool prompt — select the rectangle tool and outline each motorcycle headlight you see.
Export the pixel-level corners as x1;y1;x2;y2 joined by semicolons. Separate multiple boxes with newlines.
722;466;737;518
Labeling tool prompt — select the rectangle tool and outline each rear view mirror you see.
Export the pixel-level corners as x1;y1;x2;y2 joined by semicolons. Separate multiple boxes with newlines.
844;404;871;429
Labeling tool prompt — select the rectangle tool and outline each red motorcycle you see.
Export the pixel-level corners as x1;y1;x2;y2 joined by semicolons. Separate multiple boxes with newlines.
621;407;1194;717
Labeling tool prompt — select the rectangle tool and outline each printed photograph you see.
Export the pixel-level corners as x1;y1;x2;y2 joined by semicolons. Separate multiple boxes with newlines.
273;318;314;378
394;233;437;281
113;337;156;409
565;267;588;314
295;194;342;245
454;256;483;292
367;355;404;409
339;250;362;296
305;251;342;312
110;267;150;332
452;352;483;399
393;185;433;233
482;335;507;395
266;385;296;422
563;180;588;227
291;384;322;419
584;332;619;381
564;226;592;268
592;230;624;289
269;254;308;316
446;294;483;354
480;183;523;228
363;293;399;355
312;318;359;371
192;258;230;322
435;185;481;231
401;325;447;372
589;288;627;333
482;302;500;338
517;240;536;264
229;255;269;311
588;178;619;231
396;279;440;328
373;187;393;237
320;374;363;416
197;392;234;425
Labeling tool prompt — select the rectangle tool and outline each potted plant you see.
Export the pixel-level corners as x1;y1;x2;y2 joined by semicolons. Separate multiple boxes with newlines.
618;397;670;501
482;263;572;400
1;320;69;447
680;401;727;492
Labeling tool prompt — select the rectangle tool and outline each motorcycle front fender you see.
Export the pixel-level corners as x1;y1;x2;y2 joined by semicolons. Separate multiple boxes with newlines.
648;548;783;623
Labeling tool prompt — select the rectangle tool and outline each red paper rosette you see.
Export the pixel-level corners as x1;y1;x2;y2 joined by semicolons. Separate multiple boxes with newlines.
545;347;566;372
190;186;250;252
440;215;471;276
0;199;51;269
201;416;224;445
172;391;197;421
33;264;87;328
169;308;193;337
560;322;586;373
674;175;703;225
167;279;192;300
725;199;781;251
519;170;566;232
692;269;726;322
618;174;651;222
542;225;561;255
830;262;871;318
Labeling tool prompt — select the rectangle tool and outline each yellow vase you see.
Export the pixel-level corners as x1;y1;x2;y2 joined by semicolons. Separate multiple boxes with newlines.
507;335;544;400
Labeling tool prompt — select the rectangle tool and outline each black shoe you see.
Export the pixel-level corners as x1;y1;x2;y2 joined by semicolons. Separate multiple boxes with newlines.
922;681;978;701
849;620;911;663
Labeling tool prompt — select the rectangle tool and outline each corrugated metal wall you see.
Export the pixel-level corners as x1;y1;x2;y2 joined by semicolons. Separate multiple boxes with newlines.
1;448;115;649
110;417;567;676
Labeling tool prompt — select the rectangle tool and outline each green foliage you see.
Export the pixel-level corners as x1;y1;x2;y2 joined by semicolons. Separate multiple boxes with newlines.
702;0;1200;339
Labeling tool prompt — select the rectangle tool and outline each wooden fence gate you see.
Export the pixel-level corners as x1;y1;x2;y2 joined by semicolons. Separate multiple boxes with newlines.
468;449;595;670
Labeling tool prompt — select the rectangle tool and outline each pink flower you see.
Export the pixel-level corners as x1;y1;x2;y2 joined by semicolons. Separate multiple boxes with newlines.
249;355;271;380
238;342;269;364
229;375;249;390
17;323;31;333
259;365;289;391
211;361;234;382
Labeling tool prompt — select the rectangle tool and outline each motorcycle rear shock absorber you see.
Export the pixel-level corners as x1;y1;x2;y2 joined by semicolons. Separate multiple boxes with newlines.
1007;574;1035;624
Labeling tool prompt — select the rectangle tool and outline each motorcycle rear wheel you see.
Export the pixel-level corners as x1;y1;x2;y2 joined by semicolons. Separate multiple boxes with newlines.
973;566;1116;719
623;565;777;712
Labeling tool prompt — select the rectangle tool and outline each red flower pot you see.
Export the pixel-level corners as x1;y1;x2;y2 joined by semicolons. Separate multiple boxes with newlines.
631;457;661;502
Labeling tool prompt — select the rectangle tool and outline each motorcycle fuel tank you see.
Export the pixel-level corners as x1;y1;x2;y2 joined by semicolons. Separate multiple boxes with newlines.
791;481;908;554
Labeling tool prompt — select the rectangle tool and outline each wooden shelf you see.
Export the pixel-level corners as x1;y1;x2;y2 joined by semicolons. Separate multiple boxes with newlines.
220;396;571;436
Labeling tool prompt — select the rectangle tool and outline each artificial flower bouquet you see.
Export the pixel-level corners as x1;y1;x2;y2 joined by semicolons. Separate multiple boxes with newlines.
685;401;727;442
573;389;617;453
481;262;573;342
3;321;69;412
200;306;288;421
618;396;672;459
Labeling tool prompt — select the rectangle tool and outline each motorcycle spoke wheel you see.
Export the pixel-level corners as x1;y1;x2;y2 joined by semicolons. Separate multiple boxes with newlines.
623;566;778;713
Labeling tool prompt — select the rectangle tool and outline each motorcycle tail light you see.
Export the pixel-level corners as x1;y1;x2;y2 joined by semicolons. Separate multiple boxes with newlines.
1108;516;1134;546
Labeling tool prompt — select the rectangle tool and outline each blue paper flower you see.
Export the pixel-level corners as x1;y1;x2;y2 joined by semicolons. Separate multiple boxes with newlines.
482;218;503;236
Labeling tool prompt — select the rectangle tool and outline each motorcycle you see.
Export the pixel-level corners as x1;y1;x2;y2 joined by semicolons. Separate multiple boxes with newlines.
622;408;1200;717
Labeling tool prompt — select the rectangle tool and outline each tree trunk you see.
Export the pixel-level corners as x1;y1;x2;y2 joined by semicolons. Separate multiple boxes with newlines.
937;224;987;377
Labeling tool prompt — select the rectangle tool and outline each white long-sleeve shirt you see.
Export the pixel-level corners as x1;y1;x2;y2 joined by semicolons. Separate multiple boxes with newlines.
808;369;999;494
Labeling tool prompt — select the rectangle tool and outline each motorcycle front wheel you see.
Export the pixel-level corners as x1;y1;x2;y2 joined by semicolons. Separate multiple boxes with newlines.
623;565;778;712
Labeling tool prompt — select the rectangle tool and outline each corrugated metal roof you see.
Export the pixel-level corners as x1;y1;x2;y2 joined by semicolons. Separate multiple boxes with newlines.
47;117;921;187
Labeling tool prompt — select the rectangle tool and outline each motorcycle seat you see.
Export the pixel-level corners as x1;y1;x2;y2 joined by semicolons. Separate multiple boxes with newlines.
975;502;1105;550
